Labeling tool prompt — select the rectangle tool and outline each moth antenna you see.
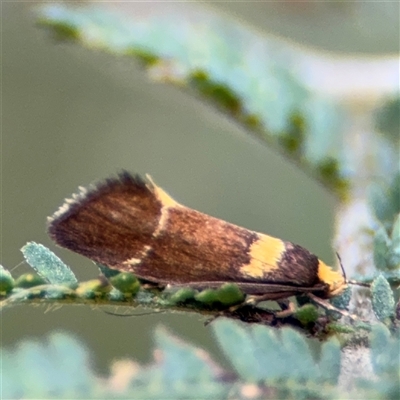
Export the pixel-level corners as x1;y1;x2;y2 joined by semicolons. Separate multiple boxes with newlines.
335;252;370;288
347;280;371;288
336;252;346;282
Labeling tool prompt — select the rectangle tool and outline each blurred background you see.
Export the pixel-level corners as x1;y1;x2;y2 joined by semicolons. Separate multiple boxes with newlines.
2;1;398;375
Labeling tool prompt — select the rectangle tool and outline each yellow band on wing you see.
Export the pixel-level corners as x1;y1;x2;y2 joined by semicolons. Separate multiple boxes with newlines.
240;234;284;278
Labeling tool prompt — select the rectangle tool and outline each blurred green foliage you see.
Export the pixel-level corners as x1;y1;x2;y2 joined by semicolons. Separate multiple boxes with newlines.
375;96;400;142
2;321;398;399
37;3;351;196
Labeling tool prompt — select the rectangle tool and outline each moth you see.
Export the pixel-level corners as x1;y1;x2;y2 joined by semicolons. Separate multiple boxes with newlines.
48;172;347;308
48;172;347;304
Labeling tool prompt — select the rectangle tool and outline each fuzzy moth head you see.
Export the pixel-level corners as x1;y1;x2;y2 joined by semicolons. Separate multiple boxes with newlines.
317;260;348;297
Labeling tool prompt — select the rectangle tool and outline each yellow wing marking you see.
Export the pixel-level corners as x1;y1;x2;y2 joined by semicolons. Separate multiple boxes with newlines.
240;234;284;278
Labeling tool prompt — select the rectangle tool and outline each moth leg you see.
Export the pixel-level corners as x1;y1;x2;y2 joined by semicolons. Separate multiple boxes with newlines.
274;300;296;318
244;295;296;318
307;293;360;322
277;298;290;310
244;293;276;305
